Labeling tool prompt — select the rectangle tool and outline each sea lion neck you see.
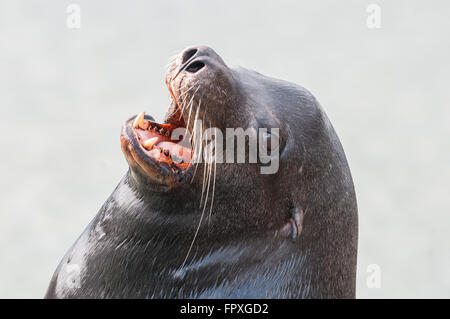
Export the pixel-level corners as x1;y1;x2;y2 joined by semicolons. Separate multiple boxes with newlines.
126;168;201;211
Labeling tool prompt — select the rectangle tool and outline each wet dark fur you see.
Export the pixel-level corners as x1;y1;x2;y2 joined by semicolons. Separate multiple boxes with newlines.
46;46;358;298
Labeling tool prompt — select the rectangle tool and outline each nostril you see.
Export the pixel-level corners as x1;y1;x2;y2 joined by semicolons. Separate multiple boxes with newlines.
185;61;205;73
181;48;198;64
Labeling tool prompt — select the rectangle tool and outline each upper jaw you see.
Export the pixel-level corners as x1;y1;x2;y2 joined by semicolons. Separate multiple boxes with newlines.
120;54;207;188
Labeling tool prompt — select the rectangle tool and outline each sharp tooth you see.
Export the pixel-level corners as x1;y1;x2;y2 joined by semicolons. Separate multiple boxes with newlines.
133;112;145;129
140;121;150;130
143;137;158;150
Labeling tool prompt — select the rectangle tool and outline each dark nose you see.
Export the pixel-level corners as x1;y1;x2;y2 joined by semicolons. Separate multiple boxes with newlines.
179;45;226;74
179;46;206;74
181;47;198;65
185;60;205;73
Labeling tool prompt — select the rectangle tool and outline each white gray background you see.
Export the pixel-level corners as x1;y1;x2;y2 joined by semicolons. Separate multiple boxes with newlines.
1;0;449;298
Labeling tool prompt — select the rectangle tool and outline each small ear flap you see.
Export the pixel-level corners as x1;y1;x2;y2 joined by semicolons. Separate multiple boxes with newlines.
276;206;304;240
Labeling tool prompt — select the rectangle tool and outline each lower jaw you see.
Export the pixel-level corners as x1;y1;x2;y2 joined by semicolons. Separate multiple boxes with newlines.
120;113;194;186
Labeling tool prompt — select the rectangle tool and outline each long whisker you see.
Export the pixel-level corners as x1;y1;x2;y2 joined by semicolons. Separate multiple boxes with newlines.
181;119;210;269
186;141;213;261
190;99;203;183
199;150;208;208
181;193;205;268
204;156;212;215
178;82;198;99
185;99;194;139
199;112;208;207
184;85;200;135
208;123;217;226
180;85;200;121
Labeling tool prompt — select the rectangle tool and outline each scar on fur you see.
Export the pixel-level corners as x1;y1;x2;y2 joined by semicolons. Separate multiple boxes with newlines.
276;206;304;240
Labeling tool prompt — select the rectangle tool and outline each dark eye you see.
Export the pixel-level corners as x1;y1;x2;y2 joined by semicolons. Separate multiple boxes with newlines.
186;61;205;73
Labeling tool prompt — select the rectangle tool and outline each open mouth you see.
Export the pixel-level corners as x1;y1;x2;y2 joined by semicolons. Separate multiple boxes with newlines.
121;94;193;179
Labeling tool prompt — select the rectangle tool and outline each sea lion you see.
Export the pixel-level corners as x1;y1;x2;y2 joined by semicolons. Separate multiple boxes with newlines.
45;45;358;298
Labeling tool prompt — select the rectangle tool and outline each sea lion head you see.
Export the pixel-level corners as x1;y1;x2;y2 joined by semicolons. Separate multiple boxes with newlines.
120;45;356;239
120;46;288;228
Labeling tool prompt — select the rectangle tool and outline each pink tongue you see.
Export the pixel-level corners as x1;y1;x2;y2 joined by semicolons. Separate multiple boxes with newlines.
138;129;171;142
136;128;192;163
